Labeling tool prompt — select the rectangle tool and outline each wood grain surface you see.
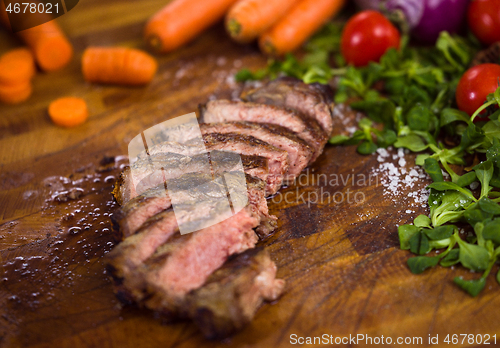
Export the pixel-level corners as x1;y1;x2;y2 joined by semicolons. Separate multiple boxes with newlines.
1;1;499;347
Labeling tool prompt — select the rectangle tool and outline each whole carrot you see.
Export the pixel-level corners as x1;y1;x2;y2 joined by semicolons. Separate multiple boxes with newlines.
225;0;299;43
259;0;346;56
144;0;239;53
82;47;157;86
17;21;73;72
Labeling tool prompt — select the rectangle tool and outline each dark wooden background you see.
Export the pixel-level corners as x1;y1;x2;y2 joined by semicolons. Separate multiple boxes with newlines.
1;0;499;347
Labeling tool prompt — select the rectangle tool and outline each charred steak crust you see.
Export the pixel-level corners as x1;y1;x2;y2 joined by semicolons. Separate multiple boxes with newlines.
184;247;285;340
240;76;335;135
198;100;327;163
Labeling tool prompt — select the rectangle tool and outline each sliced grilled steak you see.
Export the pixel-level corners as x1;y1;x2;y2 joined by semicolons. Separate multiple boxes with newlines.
199;100;327;162
113;153;269;205
122;205;260;315
184;247;285;339
241;77;335;135
197;133;289;195
113;171;276;239
199;122;313;183
113;173;229;239
107;196;253;302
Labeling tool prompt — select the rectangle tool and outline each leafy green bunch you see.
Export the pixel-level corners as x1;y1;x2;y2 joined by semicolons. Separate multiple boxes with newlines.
234;22;500;296
329;32;478;155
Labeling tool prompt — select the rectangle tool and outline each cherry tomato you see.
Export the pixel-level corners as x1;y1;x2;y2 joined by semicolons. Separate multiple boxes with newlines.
456;64;500;119
341;10;400;67
467;0;500;46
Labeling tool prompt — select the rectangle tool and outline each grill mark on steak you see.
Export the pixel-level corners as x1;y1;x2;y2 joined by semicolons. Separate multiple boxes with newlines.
184;247;285;339
199;99;327;162
113;153;269;205
241;76;335;135
199;122;313;183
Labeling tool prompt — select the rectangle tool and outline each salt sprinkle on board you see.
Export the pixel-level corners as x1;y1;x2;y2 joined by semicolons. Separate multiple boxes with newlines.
372;147;430;209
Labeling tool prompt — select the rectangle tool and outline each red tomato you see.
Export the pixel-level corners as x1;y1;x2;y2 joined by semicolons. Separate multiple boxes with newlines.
467;0;500;46
456;64;500;119
341;10;400;67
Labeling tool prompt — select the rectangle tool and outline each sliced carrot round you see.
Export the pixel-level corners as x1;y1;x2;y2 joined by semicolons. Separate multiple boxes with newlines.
48;97;88;128
0;48;36;84
0;81;32;104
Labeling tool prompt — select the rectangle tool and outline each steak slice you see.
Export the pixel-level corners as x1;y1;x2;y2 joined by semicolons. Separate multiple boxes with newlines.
184;247;285;339
113;153;269;205
106;208;179;303
111;184;171;238
199;99;327;162
199;122;313;183
113;172;276;239
198;132;289;195
107;195;254;302
125;205;260;315
241;77;335;135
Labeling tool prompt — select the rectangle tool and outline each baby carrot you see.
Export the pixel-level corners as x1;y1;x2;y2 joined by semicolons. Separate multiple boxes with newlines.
0;81;32;104
0;48;36;84
144;0;239;53
17;20;73;72
259;0;346;56
48;97;88;128
225;0;299;43
81;47;157;86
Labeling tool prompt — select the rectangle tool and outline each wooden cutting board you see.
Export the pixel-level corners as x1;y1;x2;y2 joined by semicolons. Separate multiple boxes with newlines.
1;1;499;347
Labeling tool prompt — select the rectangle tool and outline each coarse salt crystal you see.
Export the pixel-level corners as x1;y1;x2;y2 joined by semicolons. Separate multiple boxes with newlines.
376;148;389;157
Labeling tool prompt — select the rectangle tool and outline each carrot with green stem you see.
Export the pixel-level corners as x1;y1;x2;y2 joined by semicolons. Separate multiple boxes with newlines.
225;0;300;43
144;0;239;53
259;0;346;56
82;47;157;85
